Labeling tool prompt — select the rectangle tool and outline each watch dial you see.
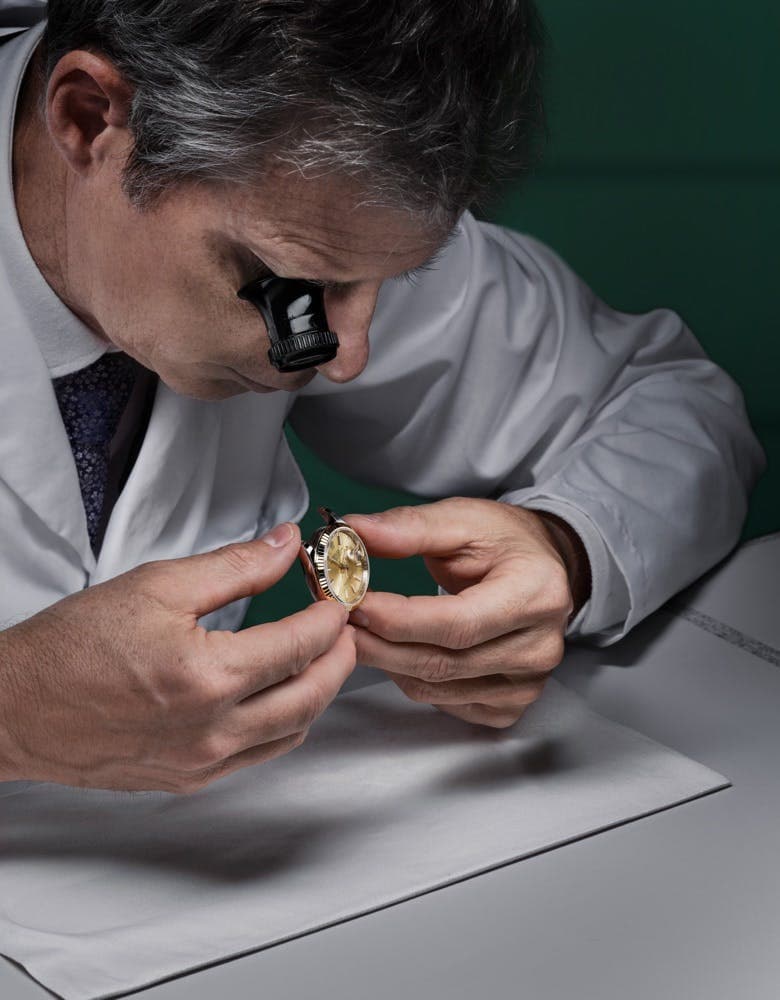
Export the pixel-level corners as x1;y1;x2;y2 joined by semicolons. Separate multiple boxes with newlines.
324;528;369;606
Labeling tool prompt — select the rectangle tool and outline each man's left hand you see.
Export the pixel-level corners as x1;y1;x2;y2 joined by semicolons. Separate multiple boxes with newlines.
344;498;590;729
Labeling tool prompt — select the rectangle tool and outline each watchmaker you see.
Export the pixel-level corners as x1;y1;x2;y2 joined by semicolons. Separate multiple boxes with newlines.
0;1;764;793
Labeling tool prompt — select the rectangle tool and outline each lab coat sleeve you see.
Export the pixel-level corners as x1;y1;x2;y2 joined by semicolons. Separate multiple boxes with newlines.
289;212;765;644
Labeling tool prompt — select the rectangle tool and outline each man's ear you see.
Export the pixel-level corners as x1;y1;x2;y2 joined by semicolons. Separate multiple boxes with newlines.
45;50;134;175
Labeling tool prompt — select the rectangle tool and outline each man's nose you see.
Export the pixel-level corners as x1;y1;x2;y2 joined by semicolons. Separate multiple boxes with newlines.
315;283;381;383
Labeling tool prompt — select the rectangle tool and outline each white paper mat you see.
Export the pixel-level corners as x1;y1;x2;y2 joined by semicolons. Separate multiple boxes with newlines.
0;679;728;1000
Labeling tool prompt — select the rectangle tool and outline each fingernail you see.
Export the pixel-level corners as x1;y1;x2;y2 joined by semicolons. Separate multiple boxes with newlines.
262;522;294;547
349;512;379;522
350;609;370;628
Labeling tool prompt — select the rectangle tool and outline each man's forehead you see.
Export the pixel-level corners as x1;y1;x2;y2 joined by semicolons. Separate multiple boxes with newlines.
218;172;452;283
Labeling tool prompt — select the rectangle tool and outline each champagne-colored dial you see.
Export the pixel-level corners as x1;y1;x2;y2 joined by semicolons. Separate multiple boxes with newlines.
324;528;369;606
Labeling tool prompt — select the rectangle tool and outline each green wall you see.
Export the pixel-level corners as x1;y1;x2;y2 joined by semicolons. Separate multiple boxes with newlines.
494;1;780;542
244;1;779;627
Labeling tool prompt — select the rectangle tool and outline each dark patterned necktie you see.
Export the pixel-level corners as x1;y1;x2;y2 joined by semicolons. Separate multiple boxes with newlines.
52;352;138;554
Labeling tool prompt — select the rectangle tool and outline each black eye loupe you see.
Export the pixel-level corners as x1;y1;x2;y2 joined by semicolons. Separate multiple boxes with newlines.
237;275;340;372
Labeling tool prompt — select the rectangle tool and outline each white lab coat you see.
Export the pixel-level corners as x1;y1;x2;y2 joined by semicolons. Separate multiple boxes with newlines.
0;21;765;644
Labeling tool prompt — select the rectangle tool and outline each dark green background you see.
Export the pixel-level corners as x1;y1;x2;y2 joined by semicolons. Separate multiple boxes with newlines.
245;1;780;627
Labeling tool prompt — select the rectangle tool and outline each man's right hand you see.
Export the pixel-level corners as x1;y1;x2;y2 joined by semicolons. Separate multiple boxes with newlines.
0;522;355;794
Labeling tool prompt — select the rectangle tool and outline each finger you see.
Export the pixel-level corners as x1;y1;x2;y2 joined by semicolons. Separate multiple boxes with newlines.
213;599;349;700
161;730;310;794
343;499;488;559
383;668;547;709
351;568;564;649
199;730;310;789
150;522;302;618
226;626;357;750
354;623;562;681
433;701;530;730
117;727;312;794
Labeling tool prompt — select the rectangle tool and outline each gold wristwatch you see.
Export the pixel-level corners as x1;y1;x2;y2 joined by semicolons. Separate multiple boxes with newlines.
299;507;370;610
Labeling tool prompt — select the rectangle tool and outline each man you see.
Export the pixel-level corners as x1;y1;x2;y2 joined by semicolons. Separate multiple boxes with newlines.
0;1;763;794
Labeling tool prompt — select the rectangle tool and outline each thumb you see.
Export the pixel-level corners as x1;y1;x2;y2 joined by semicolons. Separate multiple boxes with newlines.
174;522;301;617
343;500;478;559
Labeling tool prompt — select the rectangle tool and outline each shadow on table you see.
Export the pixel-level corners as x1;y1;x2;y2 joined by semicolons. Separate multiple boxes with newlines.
561;607;677;693
0;692;582;886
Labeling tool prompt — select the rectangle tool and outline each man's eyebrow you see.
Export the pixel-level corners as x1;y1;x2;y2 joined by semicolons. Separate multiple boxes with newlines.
392;243;449;284
390;225;459;285
247;224;458;290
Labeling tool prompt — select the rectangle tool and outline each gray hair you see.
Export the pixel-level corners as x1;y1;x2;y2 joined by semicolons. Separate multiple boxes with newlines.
42;0;546;221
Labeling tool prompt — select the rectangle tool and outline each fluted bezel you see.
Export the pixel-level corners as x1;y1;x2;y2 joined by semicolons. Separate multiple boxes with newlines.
299;520;370;611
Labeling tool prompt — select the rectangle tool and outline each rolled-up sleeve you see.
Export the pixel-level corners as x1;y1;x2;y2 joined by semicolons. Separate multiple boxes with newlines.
290;212;765;644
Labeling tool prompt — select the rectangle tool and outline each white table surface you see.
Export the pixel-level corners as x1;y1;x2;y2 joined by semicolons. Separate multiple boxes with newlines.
2;534;779;1000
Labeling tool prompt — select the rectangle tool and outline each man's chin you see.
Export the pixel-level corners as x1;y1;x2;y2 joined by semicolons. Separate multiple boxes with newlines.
158;368;316;401
230;368;318;394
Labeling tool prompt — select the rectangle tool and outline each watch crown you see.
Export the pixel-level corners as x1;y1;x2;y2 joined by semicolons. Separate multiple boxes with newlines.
317;506;339;526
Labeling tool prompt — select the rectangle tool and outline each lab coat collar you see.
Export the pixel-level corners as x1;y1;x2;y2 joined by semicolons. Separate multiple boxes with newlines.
0;308;95;570
0;306;223;581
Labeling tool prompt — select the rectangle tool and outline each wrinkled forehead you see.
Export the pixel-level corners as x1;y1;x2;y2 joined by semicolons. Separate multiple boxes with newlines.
214;169;455;284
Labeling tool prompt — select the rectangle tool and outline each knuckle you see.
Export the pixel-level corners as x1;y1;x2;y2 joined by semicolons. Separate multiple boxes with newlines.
180;662;228;711
486;701;527;728
511;678;546;708
441;622;470;651
286;624;315;676
392;503;425;526
296;680;328;729
441;602;479;650
399;677;433;704
141;660;198;715
344;632;358;668
137;648;231;720
337;637;358;677
474;708;518;730
492;712;523;730
290;729;309;750
417;647;455;683
214;542;257;578
545;565;572;615
189;732;231;771
262;730;308;764
174;773;211;796
446;495;474;514
535;633;565;672
318;598;347;629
